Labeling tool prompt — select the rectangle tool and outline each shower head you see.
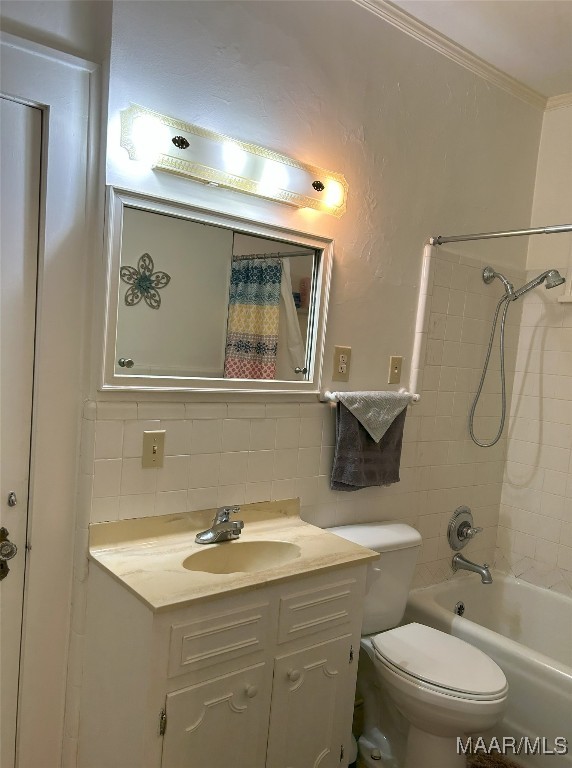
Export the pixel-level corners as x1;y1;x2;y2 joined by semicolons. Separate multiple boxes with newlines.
545;269;566;289
512;269;566;299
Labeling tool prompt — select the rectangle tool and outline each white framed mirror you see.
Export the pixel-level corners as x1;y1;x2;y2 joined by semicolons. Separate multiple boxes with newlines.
101;187;332;393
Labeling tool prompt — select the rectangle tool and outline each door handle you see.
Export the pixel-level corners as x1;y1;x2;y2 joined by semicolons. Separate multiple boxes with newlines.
0;527;17;561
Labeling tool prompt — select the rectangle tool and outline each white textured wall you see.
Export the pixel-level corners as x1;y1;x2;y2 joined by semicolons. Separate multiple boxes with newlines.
527;104;572;271
0;0;111;63
499;104;572;594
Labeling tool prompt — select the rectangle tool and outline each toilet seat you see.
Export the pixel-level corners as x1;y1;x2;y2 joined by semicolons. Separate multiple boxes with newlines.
371;623;507;701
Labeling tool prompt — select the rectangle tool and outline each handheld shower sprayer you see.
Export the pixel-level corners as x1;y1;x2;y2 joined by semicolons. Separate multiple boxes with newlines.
470;266;566;447
512;269;566;298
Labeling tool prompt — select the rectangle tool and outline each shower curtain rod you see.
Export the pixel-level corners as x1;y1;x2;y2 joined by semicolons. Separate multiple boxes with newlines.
232;250;315;260
430;223;572;246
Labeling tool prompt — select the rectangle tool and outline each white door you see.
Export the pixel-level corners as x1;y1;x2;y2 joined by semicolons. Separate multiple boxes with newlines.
0;96;41;767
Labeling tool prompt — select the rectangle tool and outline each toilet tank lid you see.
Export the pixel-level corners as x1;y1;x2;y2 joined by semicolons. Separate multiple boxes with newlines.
327;523;421;553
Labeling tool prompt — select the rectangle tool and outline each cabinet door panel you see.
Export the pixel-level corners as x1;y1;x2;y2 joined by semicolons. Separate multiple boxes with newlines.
162;662;270;768
266;635;351;768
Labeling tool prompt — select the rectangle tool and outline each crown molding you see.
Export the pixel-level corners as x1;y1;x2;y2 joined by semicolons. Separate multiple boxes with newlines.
354;0;547;110
545;92;572;111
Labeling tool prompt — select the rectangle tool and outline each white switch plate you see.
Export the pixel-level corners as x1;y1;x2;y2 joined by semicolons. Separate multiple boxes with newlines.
388;356;403;385
332;346;351;382
142;430;166;468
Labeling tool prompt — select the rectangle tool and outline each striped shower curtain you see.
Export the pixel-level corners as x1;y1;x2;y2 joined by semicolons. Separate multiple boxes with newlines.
223;256;283;379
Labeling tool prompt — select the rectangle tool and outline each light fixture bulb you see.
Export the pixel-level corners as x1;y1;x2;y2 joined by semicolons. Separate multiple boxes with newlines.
324;179;344;209
130;114;170;165
222;141;248;175
258;160;289;197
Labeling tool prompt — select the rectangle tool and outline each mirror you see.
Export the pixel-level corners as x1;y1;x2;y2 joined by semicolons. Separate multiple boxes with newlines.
102;188;332;393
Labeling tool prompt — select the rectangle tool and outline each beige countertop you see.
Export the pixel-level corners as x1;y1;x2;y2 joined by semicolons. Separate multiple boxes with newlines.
88;498;378;612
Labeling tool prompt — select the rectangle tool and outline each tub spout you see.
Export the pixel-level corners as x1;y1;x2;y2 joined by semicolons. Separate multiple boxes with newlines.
452;553;493;584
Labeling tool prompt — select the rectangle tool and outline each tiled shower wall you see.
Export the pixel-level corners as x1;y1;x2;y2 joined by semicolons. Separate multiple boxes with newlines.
498;273;572;595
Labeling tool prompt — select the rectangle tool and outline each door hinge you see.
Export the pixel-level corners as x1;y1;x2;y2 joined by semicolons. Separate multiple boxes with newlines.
340;744;344;762
349;645;354;663
159;708;167;736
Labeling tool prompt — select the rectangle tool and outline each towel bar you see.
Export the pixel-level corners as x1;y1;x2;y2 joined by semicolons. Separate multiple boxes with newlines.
318;388;420;403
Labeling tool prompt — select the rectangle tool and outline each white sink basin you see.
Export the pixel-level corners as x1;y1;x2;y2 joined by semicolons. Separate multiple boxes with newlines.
182;540;301;574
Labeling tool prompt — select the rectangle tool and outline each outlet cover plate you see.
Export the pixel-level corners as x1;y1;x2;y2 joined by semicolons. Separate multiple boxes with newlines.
332;346;351;382
388;356;403;385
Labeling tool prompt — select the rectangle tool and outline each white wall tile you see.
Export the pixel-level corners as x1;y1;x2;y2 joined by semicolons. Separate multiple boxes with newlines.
156;490;188;515
187;487;218;512
94;420;124;460
297;447;321;477
162;420;192;455
189;453;221;488
138;402;185;420
220;452;248;486
248;451;275;483
93;459;122;498
120;458;157;495
250;419;276;451
273;448;299;480
299;417;323;448
118;493;156;519
191;419;223;454
157;455;190;491
91;496;120;523
275;418;300;449
222;419;251;452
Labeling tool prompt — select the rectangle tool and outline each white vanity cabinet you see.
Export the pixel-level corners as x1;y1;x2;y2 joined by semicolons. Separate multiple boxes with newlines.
79;562;366;768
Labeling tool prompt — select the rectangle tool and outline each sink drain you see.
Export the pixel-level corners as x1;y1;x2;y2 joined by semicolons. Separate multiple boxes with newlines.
454;601;465;616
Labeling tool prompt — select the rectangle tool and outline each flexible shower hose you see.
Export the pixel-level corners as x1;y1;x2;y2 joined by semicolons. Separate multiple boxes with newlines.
468;294;512;447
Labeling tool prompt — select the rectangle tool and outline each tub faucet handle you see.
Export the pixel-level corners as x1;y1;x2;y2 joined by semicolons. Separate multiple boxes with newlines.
459;522;482;541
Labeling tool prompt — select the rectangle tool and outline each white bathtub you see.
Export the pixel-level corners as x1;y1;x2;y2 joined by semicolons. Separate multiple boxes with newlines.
405;574;572;768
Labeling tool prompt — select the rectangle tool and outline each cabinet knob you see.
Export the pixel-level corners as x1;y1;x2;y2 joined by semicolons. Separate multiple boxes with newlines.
245;685;258;698
287;669;301;682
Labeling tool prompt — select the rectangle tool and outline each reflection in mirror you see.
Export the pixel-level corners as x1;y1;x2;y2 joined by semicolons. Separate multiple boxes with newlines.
114;207;318;382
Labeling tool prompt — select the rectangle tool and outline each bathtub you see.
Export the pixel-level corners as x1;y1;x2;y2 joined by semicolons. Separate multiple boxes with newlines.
405;574;572;768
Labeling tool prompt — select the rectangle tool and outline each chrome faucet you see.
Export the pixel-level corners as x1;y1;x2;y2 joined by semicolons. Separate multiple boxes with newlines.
195;505;244;544
452;553;493;584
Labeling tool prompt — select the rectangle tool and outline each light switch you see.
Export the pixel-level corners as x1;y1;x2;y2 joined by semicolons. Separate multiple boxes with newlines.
142;430;165;468
388;356;403;385
332;346;351;382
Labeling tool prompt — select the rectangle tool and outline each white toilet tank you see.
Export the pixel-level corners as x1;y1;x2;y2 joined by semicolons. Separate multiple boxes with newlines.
328;523;421;635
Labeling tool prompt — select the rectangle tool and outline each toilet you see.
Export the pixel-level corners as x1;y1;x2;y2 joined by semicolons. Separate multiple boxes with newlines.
329;523;508;768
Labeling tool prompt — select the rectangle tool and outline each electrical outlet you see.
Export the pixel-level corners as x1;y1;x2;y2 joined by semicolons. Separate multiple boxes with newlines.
142;430;166;468
332;346;351;382
388;356;403;385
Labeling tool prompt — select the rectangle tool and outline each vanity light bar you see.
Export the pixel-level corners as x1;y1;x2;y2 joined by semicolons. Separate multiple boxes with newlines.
120;104;348;217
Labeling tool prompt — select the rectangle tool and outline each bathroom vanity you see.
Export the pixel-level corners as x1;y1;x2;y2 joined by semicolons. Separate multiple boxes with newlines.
78;500;376;768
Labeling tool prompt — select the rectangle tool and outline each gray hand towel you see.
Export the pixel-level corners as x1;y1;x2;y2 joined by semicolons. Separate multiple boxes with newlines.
337;390;410;442
330;403;407;491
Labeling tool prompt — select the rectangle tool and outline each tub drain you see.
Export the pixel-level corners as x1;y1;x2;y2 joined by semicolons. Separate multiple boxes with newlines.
454;601;465;616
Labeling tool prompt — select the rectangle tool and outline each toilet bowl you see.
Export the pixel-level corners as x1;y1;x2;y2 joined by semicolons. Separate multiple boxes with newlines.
328;523;508;768
371;623;508;768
